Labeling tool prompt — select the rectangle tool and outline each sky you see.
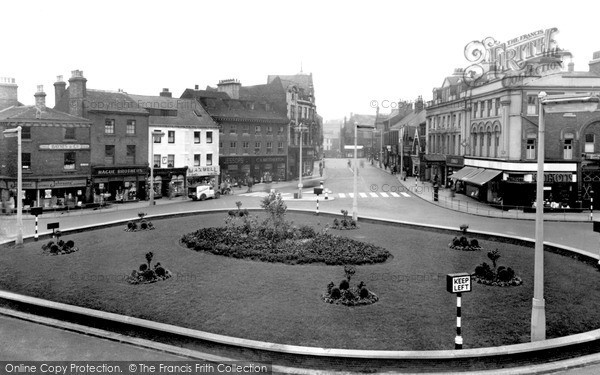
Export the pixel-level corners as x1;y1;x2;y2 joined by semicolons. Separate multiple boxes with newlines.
2;0;600;121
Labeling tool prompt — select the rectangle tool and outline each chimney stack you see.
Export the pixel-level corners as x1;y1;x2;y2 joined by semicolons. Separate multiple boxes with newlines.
160;88;172;98
195;84;199;90
0;77;18;110
589;51;600;76
34;85;46;108
217;79;241;99
415;95;424;112
68;70;87;117
54;75;66;106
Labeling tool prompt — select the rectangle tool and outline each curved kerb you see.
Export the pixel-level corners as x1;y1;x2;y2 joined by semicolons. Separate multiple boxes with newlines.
1;208;600;373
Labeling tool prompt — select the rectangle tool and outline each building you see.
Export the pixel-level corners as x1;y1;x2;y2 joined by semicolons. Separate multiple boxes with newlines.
388;98;426;177
54;70;150;203
322;119;342;158
427;46;600;208
0;83;92;211
341;113;378;158
182;81;289;183
129;89;220;197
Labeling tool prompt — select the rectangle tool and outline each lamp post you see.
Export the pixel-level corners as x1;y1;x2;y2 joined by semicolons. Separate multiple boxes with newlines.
531;92;599;342
3;126;23;246
354;124;375;221
149;130;165;206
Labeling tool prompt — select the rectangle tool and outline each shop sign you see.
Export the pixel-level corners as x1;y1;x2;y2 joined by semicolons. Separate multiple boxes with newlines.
94;168;147;175
446;156;464;167
188;165;221;177
532;173;574;183
585;153;600;160
37;179;87;189
39;144;90;150
256;156;286;163
221;156;251;165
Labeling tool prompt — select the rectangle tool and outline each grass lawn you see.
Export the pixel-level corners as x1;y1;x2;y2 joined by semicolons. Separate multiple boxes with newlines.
1;211;600;350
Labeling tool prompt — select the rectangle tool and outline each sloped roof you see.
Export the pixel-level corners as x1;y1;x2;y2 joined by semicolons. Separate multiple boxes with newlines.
239;77;288;115
390;110;426;130
522;71;600;87
55;87;148;114
128;94;217;128
0;105;91;124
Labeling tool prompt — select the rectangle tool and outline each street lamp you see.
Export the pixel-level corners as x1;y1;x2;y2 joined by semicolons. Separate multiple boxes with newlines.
149;130;165;206
296;124;308;198
531;92;599;342
3;126;23;246
354;124;375;221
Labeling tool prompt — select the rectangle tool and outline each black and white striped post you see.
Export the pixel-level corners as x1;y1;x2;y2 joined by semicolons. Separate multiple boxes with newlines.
30;207;43;242
314;186;323;215
591;191;594;221
447;273;471;350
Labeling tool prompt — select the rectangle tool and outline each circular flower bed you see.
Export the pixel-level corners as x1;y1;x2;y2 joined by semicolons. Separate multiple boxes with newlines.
448;236;482;251
472;250;523;287
124;220;155;232
322;273;379;306
41;239;79;255
126;252;172;285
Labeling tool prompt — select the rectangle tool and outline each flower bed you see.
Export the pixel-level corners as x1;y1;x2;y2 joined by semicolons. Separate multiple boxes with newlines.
41;239;79;255
126;252;172;285
322;266;379;306
472;250;523;287
449;236;482;251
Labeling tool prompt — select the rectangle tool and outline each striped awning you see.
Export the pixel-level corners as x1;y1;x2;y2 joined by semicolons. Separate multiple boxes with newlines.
450;166;480;180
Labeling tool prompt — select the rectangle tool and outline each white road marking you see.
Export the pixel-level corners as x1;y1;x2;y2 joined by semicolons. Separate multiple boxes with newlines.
359;192;368;198
379;192;389;197
369;192;378;197
401;192;411;197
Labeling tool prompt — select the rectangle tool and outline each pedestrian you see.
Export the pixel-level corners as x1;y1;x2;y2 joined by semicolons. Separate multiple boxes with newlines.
246;175;253;193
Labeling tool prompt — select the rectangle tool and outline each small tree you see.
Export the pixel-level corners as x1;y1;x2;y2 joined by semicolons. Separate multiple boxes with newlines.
487;249;501;271
260;192;287;227
344;265;356;282
145;251;154;270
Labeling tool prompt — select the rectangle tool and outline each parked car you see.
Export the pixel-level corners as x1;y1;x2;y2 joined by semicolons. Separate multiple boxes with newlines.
188;185;219;201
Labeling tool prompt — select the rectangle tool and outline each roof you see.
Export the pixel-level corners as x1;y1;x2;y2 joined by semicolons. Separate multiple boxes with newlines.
239;77;288;115
55;88;148;115
268;73;314;99
423;154;447;162
522;71;600;87
348;114;377;126
390;110;426;130
128;94;218;128
0;105;91;124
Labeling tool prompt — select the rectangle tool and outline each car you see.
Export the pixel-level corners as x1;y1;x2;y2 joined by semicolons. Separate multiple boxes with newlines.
188;185;219;201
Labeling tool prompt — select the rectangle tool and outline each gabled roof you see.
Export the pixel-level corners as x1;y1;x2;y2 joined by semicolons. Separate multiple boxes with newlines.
0;105;91;124
55;88;148;115
128;94;217;128
180;88;230;100
390;110;426;130
239;77;288;116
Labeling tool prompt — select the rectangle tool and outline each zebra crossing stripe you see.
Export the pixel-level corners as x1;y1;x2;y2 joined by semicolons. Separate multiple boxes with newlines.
390;192;400;197
380;192;389;197
338;193;346;198
359;192;368;198
369;192;378;197
401;192;411;197
348;193;354;198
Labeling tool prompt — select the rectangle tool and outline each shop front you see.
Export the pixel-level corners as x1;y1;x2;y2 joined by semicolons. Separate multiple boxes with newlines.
289;147;315;180
188;165;220;187
423;154;446;183
92;167;149;203
152;167;188;198
411;154;425;180
445;155;464;188
221;156;287;183
3;177;89;210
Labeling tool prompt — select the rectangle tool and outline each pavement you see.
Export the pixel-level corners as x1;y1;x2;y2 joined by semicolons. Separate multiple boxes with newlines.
3;159;600;373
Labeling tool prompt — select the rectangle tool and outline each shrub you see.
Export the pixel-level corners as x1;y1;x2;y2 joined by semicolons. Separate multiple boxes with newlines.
298;225;316;238
333;218;339;228
498;268;511;282
327;282;335;294
140;222;148;230
155;266;166;278
470;239;479;247
452;237;461;246
129;221;138;231
459;236;469;247
127;221;135;229
359;287;369;299
58;240;65;247
350;220;357;228
343;289;355;300
330;287;341;299
139;264;148;272
65;240;75;249
357;281;365;289
344;265;356;282
339;279;350;290
228;210;236;217
50;244;60;254
46;241;54;249
243;208;249;216
507;267;515;280
141;269;156;281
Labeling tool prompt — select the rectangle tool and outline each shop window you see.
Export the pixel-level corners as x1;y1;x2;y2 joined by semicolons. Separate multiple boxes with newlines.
64;127;76;140
207;153;213;166
585;134;595;153
526;139;536;159
126;145;136;164
194;131;201;144
167;154;174;167
105;119;115;134
21;126;31;139
563;139;573;159
194;154;201;167
105;145;115;165
168;130;175;143
64;151;76;170
206;131;213;143
153;154;160;168
126;120;136;135
22;153;31;169
527;95;538;115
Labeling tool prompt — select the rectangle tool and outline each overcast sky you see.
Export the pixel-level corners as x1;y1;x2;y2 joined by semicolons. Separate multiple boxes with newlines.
2;0;599;121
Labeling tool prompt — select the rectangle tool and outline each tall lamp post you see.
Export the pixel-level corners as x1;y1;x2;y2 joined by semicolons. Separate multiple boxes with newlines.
531;92;599;342
3;126;23;246
149;130;165;206
353;124;375;221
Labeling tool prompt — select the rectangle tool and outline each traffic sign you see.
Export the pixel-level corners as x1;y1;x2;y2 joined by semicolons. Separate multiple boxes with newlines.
446;273;471;293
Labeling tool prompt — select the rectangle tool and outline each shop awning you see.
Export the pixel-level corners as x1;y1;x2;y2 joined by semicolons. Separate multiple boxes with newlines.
465;169;503;186
450;166;479;180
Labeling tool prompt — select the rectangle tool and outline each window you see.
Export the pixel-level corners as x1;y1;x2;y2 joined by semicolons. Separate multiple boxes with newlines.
585;134;595;153
105;119;115;134
255;125;262;134
495;98;501;116
64;151;76;170
206;153;212;166
105;145;115;165
126;145;136;164
527;95;538;115
194;131;201;144
22;153;31;169
242;141;249;152
230;125;237;134
168;130;175;143
487;100;492;117
126;120;136;135
494;132;499;157
242;125;249;134
487;133;492;157
21;126;31;139
255;141;261;153
153;154;160;168
480;102;484;118
206;131;213;143
266;141;272;154
266;126;273;135
278;126;284;135
526;139;536;159
564;139;573;160
194;154;201;167
154;130;162;143
230;141;237;148
64;127;75;140
167;154;174;167
278;141;284;154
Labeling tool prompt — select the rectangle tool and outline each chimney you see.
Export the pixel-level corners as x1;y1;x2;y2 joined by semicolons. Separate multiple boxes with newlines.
589;51;600;76
195;84;199;90
54;75;66;106
415;95;424;112
216;79;241;99
68;70;87;117
0;77;18;110
160;88;172;98
34;85;46;108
